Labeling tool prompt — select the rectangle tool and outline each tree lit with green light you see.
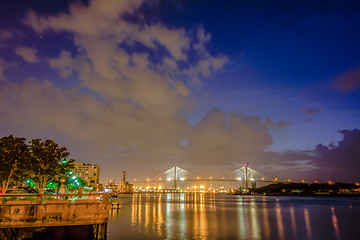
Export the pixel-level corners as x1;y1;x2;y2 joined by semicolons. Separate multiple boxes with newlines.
23;169;94;193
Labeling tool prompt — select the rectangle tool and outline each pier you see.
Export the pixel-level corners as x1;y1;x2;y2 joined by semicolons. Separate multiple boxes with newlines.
0;193;111;240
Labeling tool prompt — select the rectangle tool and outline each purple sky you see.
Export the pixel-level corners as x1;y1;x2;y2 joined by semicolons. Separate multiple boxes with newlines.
0;0;359;183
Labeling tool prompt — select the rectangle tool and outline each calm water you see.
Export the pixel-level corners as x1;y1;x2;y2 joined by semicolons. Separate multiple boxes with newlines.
108;193;360;240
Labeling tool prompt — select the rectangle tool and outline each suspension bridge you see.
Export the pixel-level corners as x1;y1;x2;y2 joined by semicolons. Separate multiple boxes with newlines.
133;163;288;193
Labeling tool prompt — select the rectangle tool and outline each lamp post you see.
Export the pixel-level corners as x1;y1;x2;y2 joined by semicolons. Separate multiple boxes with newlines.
59;178;66;194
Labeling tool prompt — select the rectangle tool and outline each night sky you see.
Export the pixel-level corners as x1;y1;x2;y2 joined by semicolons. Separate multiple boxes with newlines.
0;0;359;182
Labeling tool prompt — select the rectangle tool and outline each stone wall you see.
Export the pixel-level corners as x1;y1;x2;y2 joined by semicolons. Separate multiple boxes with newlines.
0;200;110;228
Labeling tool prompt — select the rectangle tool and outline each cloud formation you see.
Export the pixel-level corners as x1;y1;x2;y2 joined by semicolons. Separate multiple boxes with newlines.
314;129;360;182
1;0;354;182
0;57;17;81
0;29;13;48
0;29;13;40
276;121;293;129
15;46;39;63
24;0;227;103
333;67;360;92
0;0;232;177
302;108;322;115
264;118;293;130
184;108;273;167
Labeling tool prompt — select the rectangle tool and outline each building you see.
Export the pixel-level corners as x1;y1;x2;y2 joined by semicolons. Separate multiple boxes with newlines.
105;179;118;193
72;162;100;188
103;172;133;194
118;171;133;193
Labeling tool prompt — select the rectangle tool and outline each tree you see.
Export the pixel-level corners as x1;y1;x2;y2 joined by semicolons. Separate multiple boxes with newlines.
28;139;73;194
0;135;30;194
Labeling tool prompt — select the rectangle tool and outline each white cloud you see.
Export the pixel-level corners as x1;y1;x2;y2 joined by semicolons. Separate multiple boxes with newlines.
48;50;77;78
0;0;290;180
15;46;39;63
0;78;188;156
184;109;273;166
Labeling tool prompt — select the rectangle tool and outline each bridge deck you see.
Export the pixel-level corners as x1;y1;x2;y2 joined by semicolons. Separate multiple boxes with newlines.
137;179;276;183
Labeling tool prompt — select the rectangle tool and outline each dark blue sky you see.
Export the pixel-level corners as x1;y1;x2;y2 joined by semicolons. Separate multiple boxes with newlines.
160;0;360;150
0;0;359;182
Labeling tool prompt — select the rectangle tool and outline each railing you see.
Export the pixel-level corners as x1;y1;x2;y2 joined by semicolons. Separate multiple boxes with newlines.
0;193;111;204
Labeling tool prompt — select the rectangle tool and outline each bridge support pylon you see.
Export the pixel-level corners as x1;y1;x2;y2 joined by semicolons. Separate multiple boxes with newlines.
174;165;177;191
245;162;249;192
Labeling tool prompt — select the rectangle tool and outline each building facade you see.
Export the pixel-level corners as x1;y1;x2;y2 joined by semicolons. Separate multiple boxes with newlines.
72;162;100;188
118;171;133;193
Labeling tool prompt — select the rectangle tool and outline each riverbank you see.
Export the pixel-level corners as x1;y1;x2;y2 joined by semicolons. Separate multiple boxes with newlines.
243;182;360;196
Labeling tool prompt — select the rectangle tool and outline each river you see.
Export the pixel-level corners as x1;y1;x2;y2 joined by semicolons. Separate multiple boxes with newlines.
108;193;360;240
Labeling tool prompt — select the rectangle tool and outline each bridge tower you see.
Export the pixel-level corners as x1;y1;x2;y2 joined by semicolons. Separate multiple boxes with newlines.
244;162;249;192
174;165;177;191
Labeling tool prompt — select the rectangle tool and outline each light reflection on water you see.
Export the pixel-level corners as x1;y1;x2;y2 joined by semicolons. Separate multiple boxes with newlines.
108;194;360;240
304;208;312;239
289;205;297;238
275;201;284;240
331;206;340;240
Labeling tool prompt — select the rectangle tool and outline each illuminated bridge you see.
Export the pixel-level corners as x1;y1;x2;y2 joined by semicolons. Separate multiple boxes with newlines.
133;164;292;192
